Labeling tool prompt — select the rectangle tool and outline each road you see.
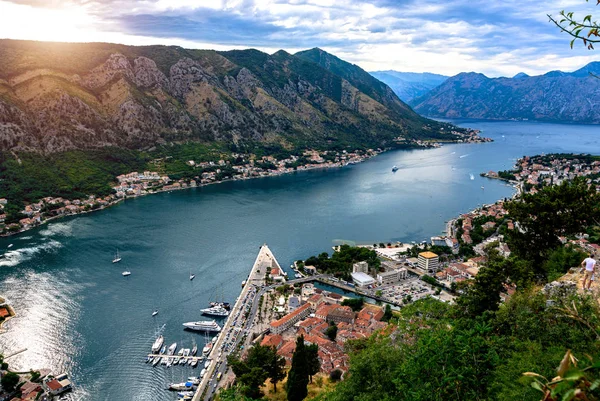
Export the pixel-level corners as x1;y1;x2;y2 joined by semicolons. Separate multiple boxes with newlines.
194;244;278;401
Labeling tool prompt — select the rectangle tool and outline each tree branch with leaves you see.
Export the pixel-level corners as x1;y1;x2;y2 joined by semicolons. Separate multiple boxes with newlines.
548;1;600;50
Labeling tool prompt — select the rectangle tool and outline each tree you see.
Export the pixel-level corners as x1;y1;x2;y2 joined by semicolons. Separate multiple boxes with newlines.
228;344;284;398
330;369;343;382
287;335;310;401
341;297;364;312
306;343;320;383
505;178;600;269
1;371;20;393
326;323;338;341
549;1;600;51
382;304;393;322
266;348;287;393
456;248;507;316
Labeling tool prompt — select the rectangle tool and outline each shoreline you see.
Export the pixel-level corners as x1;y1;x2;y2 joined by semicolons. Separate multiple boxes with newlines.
0;135;495;239
0;152;381;238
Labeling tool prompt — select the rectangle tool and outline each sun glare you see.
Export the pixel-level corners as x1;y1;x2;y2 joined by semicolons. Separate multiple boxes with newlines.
0;1;101;43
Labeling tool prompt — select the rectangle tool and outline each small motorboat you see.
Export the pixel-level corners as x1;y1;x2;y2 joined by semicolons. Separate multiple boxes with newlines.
190;272;196;281
122;271;131;277
152;310;159;317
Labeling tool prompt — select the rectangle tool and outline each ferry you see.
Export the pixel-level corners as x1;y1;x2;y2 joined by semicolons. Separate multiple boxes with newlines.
151;335;164;353
200;306;230;317
183;320;222;332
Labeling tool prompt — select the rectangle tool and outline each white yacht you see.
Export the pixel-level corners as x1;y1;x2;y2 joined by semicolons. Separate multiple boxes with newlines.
112;249;121;263
151;335;164;353
182;320;222;332
200;306;229;317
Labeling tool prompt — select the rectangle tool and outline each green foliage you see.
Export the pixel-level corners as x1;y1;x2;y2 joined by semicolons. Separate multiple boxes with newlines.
325;323;338;341
381;304;393;322
0;148;148;220
505;178;600;269
1;371;20;393
340;297;364;312
30;370;41;382
287;335;310;401
304;245;380;281
216;385;259;401
544;245;587;282
319;285;600;401
420;274;438;286
329;369;342;382
227;344;286;398
306;344;320;383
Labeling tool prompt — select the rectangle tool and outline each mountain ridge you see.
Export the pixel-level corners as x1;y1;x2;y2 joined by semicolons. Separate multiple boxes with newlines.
409;61;600;123
0;40;460;154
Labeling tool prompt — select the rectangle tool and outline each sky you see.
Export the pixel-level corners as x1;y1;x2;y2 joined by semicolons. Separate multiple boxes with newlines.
0;0;598;77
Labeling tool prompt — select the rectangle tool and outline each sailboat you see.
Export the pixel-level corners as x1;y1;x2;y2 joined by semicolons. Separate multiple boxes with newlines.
190;271;196;281
112;249;122;263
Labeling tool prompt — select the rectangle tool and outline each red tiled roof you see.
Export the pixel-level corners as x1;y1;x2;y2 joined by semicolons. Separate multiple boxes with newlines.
260;334;283;349
46;380;62;391
270;303;311;328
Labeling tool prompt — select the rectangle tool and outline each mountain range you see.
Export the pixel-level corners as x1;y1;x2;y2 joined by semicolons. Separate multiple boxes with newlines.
369;71;448;102
0;40;459;154
408;62;600;123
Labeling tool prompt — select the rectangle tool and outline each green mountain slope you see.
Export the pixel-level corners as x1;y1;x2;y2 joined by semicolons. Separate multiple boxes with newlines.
0;40;460;154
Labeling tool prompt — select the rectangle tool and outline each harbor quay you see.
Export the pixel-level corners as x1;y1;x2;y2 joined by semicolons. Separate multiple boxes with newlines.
193;244;276;401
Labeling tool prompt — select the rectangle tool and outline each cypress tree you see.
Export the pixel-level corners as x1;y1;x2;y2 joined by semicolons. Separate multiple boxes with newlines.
287;335;309;401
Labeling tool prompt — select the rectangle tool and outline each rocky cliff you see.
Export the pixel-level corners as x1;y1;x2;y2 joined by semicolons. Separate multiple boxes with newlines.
0;40;456;153
409;62;600;123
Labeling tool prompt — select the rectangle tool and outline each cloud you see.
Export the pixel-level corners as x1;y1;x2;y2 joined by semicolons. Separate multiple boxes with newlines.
0;0;598;76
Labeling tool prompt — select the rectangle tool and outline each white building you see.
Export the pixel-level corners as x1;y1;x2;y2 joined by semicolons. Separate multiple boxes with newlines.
351;272;375;287
417;252;439;274
352;261;369;274
376;268;408;285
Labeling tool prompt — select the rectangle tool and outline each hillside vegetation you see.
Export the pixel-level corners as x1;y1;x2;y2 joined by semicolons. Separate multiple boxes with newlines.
0;40;459;154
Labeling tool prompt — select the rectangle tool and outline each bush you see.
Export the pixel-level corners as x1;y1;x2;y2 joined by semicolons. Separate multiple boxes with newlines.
330;369;342;382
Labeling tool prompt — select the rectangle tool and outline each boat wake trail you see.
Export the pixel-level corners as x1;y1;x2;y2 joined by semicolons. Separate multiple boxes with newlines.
0;240;62;267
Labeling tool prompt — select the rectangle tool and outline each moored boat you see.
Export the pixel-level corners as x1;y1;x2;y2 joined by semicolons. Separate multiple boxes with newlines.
151;335;164;353
168;342;178;355
182;320;222;332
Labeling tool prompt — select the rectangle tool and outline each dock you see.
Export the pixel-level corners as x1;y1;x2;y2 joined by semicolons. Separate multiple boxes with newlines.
193;244;275;401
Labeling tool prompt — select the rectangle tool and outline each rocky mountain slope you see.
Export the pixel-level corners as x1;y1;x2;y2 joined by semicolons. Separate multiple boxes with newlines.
409;62;600;123
0;40;457;154
369;71;448;102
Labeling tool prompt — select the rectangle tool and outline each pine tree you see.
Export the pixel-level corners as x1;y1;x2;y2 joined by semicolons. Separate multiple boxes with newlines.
306;343;320;383
287;335;309;401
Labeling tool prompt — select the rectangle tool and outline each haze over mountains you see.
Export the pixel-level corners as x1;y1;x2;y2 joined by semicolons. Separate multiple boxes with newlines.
373;63;600;124
0;40;459;154
369;71;448;102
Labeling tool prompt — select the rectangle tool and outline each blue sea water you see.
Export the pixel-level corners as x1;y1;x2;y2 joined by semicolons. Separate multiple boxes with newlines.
0;120;597;400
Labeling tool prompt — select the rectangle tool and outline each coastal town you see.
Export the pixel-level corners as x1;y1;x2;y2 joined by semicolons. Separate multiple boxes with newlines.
0;127;491;237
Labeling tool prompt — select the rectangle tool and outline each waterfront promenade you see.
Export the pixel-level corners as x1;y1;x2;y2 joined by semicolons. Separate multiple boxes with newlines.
193;244;276;401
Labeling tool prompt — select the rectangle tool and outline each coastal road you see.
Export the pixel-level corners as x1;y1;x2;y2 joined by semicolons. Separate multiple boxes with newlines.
194;244;278;401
